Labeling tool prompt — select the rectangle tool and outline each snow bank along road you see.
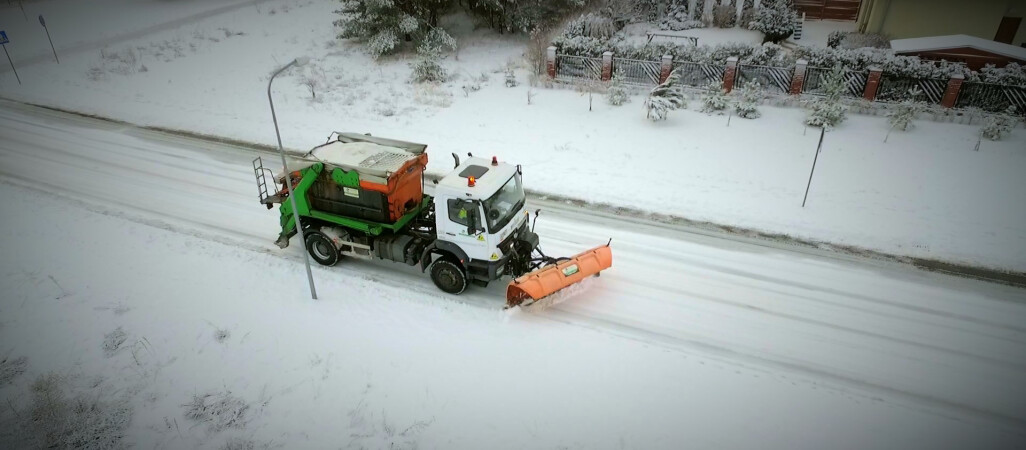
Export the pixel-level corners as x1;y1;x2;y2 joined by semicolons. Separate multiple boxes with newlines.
2;100;1026;448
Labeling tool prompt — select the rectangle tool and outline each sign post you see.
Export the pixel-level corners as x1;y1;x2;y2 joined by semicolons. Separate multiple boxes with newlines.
0;31;20;85
38;15;58;63
801;128;826;207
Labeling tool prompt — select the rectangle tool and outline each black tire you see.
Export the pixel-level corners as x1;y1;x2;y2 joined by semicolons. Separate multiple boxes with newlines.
430;258;467;295
305;231;339;266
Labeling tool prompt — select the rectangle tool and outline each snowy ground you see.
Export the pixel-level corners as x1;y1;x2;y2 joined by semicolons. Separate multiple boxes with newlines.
2;96;1026;449
621;22;764;46
1;0;1023;273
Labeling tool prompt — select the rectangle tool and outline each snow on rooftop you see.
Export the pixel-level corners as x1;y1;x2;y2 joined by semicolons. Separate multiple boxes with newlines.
890;34;1026;61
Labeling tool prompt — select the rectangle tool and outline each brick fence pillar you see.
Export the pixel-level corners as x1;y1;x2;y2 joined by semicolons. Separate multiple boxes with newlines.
659;54;673;83
941;74;965;108
863;66;883;101
789;59;808;95
545;46;556;79
723;56;739;93
601;51;613;81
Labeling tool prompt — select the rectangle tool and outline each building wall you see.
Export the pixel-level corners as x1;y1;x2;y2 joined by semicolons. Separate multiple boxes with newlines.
859;0;1026;46
1011;2;1026;46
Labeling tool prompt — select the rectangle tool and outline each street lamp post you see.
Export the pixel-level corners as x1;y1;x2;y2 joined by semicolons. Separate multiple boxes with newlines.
268;56;317;300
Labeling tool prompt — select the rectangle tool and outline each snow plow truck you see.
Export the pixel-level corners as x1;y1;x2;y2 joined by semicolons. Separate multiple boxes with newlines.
252;132;612;308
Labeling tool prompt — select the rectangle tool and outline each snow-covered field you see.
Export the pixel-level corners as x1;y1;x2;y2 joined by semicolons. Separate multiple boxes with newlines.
2;96;1026;449
0;0;1023;272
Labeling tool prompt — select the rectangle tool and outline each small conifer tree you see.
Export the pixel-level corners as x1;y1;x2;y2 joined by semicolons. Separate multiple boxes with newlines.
645;70;687;120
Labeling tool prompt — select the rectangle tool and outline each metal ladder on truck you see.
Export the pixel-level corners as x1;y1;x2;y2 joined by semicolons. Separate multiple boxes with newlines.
252;157;281;209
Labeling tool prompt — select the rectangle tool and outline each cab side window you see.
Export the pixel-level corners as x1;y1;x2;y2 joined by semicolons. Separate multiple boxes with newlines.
448;199;470;226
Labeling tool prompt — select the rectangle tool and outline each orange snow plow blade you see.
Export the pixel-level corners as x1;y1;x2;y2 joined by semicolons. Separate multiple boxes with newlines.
506;245;613;308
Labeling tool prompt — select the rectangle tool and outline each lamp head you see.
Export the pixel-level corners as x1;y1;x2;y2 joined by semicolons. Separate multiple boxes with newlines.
294;56;310;67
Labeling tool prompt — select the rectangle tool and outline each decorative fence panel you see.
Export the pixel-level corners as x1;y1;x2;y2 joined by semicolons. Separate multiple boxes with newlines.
737;64;794;93
554;54;602;83
802;67;867;97
671;61;725;87
955;82;1026;114
612;58;661;86
876;76;948;103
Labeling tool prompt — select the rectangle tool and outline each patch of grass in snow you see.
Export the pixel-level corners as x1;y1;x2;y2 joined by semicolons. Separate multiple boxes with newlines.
413;84;454;108
103;327;128;358
371;97;399;117
0;373;132;450
94;302;131;316
346;399;433;450
183;390;250;432
0;355;28;386
214;328;231;343
90;27;247;80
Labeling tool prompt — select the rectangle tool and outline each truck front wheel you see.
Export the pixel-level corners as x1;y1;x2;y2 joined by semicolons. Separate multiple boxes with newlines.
305;231;340;266
430;259;467;295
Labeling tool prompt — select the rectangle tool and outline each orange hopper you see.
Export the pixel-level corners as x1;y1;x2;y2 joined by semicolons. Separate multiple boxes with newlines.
506;245;613;308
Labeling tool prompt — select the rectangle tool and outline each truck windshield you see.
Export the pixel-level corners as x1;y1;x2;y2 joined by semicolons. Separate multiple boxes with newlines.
482;173;525;233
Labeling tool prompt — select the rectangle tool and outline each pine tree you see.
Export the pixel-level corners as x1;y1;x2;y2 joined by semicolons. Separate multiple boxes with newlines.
735;80;763;119
645;69;686;121
701;81;730;113
805;64;848;128
606;67;630;106
748;0;798;44
334;0;450;58
886;87;926;134
410;27;456;83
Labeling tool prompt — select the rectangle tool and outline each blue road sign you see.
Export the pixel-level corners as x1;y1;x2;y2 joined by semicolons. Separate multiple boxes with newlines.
0;31;9;45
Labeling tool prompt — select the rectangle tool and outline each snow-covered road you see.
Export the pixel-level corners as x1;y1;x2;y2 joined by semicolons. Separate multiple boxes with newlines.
2;100;1025;448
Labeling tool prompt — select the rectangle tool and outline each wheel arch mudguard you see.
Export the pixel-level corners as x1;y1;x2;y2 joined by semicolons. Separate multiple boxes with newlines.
419;240;469;272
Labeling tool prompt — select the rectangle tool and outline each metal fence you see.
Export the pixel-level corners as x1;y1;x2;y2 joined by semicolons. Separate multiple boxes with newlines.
802;67;867;97
612;58;661;86
552;53;1026;116
671;61;725;87
876;75;948;104
955;81;1026;114
737;64;794;93
554;54;602;83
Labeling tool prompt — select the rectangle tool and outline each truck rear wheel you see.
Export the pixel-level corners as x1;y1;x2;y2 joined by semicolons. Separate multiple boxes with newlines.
305;231;339;266
430;259;467;295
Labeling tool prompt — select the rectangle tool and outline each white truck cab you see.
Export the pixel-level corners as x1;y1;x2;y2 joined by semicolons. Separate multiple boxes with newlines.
431;155;532;284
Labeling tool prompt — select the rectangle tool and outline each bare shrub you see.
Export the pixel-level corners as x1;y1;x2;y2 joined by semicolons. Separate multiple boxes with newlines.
183;390;249;432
